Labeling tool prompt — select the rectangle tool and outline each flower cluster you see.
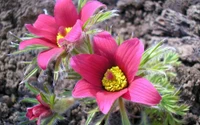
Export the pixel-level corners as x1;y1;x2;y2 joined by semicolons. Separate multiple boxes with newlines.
14;0;188;125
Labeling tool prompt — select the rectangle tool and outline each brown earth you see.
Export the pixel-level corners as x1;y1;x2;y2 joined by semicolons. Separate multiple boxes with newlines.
0;0;200;124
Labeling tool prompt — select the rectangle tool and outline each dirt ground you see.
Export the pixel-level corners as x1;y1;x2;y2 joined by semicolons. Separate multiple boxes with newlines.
0;0;200;124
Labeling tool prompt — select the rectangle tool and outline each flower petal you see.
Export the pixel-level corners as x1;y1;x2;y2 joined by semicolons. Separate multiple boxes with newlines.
37;110;52;125
33;14;58;34
37;48;63;70
70;54;111;87
115;38;144;83
26;24;57;42
54;0;78;27
123;77;162;106
72;79;101;98
32;104;49;117
64;20;83;43
93;31;118;65
36;94;49;108
80;1;106;23
19;38;57;50
96;89;128;114
26;107;36;120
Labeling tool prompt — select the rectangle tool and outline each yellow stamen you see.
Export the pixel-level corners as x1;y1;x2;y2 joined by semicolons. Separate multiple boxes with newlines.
56;27;72;47
102;66;127;92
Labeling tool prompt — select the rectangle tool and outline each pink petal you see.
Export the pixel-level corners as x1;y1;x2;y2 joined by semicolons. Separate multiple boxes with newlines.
115;38;144;83
96;89;128;114
37;48;63;70
32;104;49;117
64;20;83;43
36;94;49;108
37;110;52;125
72;79;101;98
19;38;57;50
33;14;58;34
93;31;118;65
123;77;162;106
26;24;57;42
54;0;78;27
70;54;111;87
26;107;36;120
80;1;106;23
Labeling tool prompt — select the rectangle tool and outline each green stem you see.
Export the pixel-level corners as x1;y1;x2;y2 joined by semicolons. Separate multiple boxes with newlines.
119;97;131;125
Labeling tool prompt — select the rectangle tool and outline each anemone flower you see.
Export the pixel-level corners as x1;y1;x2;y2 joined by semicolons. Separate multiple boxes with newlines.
71;32;162;114
26;94;52;125
19;0;105;70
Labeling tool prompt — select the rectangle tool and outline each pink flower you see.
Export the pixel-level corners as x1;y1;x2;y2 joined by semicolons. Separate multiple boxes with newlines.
26;94;52;125
19;0;105;70
71;32;162;114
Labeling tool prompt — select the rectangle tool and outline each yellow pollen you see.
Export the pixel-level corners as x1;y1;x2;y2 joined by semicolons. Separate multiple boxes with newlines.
56;27;72;47
102;66;127;92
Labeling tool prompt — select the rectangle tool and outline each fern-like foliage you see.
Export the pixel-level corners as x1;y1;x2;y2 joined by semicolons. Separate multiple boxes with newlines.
138;42;189;125
138;42;180;77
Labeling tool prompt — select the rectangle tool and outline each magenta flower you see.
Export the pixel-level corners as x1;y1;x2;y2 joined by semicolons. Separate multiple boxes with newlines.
26;94;52;125
70;32;162;114
19;0;105;70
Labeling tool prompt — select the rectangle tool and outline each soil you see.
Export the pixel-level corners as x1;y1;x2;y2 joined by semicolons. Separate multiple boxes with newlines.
0;0;200;125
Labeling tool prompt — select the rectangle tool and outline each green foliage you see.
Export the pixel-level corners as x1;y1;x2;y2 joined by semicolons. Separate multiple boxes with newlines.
41;114;65;125
20;98;39;104
85;107;99;125
78;0;87;13
138;42;180;77
144;75;189;125
138;42;189;125
83;10;118;30
25;82;40;95
10;45;49;55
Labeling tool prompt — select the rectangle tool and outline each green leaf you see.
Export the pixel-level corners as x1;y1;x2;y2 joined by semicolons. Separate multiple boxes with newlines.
49;94;56;106
140;111;149;125
20;98;38;104
78;0;87;12
40;92;49;104
83;10;118;30
85;107;99;125
21;67;39;83
10;45;49;55
62;90;72;97
19;119;37;125
119;98;131;125
25;82;40;95
138;41;180;78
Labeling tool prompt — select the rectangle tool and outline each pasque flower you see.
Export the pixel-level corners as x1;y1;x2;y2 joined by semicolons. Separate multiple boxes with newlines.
19;0;105;70
71;32;162;114
26;94;52;125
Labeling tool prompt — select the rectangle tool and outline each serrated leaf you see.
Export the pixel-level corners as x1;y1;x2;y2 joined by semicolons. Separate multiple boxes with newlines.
83;10;118;30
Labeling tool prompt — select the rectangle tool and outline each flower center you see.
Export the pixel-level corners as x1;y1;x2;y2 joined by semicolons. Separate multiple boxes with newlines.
102;66;127;92
56;27;72;47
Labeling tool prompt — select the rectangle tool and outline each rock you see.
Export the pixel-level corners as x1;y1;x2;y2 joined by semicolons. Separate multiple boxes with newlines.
152;9;197;37
187;5;200;21
150;36;200;63
144;1;155;12
0;102;9;118
163;0;189;14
